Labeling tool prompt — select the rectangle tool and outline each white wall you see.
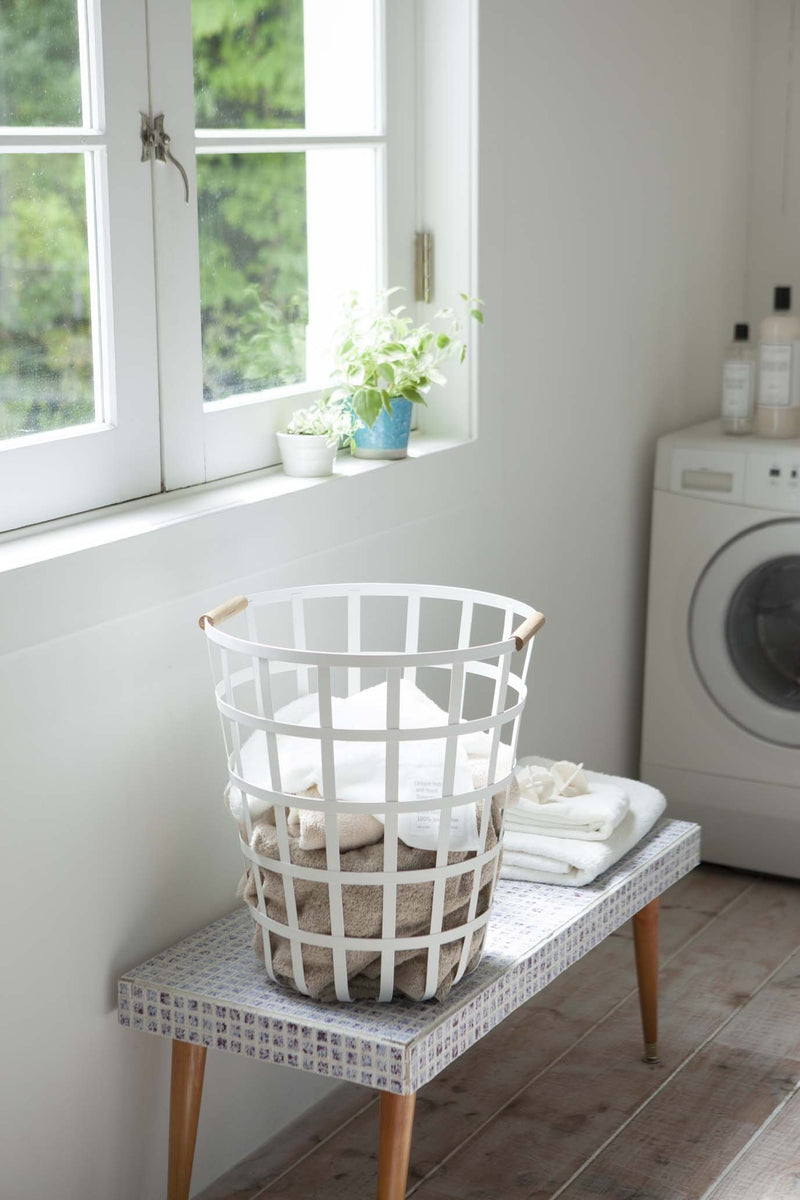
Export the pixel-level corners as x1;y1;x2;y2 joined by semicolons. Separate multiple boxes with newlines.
746;0;800;322
0;2;754;1196
481;0;753;770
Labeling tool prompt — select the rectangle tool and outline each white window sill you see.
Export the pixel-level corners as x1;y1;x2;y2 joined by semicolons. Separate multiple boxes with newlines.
0;433;470;575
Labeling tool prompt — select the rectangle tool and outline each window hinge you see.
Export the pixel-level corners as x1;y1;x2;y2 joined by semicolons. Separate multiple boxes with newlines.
415;231;433;304
140;112;190;205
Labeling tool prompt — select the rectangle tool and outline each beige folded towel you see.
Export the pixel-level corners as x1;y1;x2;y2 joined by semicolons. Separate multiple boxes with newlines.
241;797;502;1002
286;785;385;852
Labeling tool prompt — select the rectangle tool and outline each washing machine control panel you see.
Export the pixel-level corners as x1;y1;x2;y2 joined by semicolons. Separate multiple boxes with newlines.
744;452;800;511
669;447;800;512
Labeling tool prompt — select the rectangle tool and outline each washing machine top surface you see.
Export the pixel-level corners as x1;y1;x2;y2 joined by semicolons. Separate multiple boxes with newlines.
655;419;800;514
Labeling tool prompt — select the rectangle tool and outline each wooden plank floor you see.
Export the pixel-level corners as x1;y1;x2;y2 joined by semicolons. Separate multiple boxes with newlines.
195;866;800;1200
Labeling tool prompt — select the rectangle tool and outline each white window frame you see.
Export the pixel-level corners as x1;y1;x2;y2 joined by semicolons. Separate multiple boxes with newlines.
0;0;161;532
0;0;477;534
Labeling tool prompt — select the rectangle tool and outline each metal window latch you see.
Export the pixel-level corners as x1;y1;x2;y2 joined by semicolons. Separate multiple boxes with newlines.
140;112;190;204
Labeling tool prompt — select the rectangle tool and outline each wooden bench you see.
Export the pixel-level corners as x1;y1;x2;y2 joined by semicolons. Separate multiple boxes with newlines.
118;817;699;1199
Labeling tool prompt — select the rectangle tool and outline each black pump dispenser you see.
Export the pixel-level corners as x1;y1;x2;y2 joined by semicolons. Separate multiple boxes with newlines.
734;323;749;341
774;286;792;311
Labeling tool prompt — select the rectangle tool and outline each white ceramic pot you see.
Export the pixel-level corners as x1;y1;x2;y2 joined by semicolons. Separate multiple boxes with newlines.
276;432;337;478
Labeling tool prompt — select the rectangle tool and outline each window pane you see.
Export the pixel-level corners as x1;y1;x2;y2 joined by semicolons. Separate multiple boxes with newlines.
197;152;309;401
192;0;306;130
0;154;95;441
0;0;83;126
304;147;379;378
191;0;378;133
197;147;379;404
301;0;378;134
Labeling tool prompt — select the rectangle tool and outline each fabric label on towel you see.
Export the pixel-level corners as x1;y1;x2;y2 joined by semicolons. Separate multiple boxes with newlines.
395;772;480;852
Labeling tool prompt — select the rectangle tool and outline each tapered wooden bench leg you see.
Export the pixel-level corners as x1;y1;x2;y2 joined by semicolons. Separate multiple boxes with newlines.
377;1091;417;1200
633;897;660;1064
168;1040;207;1200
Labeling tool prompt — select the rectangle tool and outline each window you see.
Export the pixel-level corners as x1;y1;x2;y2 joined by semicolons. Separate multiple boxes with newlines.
0;0;161;531
0;0;475;533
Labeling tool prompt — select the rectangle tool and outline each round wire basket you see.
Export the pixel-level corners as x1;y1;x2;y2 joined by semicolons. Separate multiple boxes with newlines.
200;583;544;1002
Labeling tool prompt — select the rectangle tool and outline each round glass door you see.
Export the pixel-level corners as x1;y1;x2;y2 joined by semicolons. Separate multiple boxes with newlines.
689;520;800;747
726;556;800;711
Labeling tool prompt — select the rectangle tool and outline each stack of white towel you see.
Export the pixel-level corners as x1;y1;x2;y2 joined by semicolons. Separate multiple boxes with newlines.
500;756;666;887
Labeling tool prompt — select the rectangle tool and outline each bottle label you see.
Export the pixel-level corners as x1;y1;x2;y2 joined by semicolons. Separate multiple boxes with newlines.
722;361;755;419
759;342;800;408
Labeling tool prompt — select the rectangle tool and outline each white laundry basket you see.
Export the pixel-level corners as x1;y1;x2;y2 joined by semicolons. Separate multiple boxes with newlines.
199;583;544;1002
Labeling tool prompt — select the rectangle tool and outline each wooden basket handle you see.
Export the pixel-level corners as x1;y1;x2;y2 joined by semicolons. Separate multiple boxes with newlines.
198;594;249;630
512;610;545;651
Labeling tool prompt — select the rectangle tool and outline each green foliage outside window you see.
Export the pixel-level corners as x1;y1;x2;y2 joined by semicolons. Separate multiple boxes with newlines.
0;1;92;439
0;0;310;440
193;0;309;402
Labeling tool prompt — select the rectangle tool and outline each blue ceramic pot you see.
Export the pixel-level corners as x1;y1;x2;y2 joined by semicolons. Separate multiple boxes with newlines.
351;397;413;459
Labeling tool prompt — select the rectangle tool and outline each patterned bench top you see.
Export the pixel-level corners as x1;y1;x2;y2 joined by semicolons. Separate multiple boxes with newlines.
118;818;700;1093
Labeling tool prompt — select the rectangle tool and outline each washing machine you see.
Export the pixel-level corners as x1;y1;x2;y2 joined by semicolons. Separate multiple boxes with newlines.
640;419;800;876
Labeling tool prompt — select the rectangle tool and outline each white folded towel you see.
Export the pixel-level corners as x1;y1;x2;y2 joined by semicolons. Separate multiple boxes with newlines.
227;680;515;853
283;742;514;854
506;756;630;841
500;757;666;887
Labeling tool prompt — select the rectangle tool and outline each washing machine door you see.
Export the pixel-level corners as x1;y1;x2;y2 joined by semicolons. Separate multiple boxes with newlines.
689;518;800;747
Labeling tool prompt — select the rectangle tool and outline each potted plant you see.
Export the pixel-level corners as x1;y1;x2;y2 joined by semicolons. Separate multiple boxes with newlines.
276;399;360;478
327;290;484;459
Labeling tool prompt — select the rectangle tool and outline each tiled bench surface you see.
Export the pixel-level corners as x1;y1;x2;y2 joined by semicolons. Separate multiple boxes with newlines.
119;818;699;1097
